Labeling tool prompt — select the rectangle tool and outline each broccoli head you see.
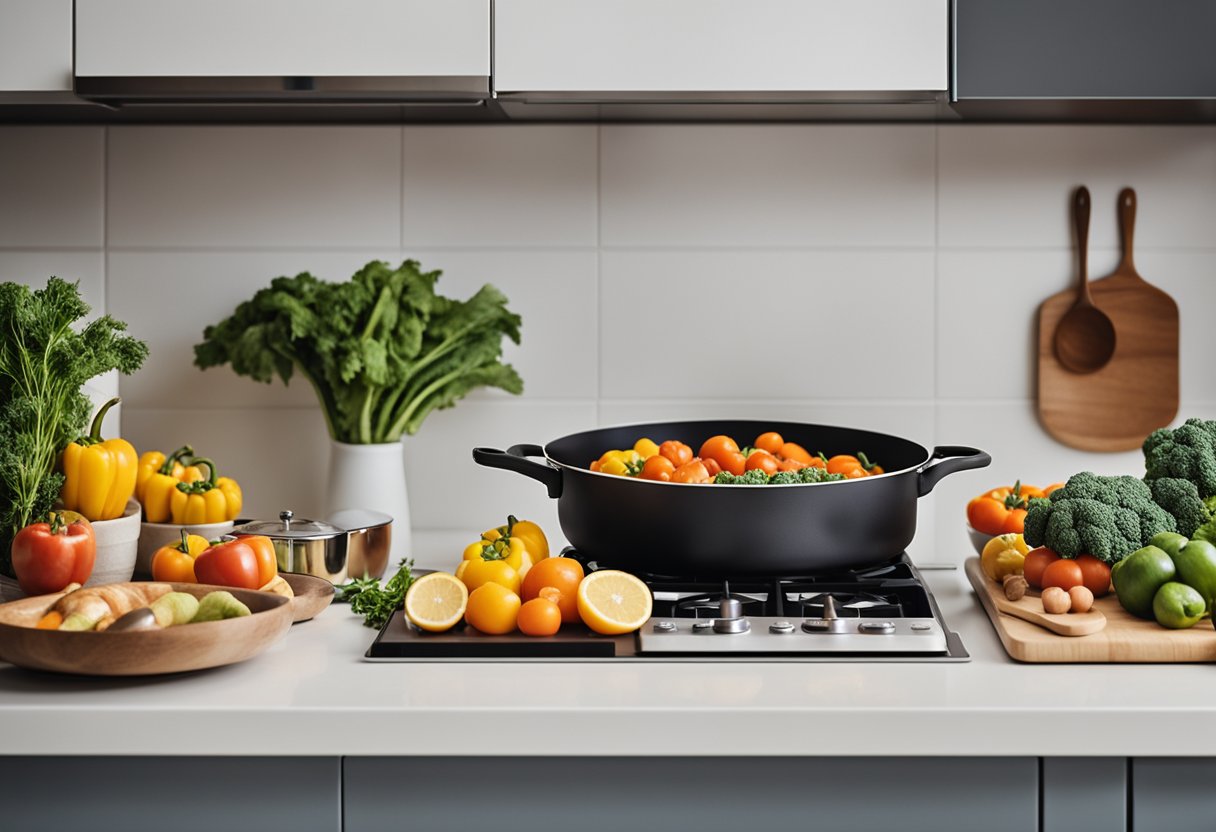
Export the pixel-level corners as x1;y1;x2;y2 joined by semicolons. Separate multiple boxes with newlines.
714;469;771;485
1022;471;1177;562
797;466;845;484
768;471;801;485
1144;418;1216;496
1147;476;1211;537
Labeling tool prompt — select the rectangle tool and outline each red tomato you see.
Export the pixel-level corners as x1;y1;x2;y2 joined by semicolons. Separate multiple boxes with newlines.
232;533;278;586
639;455;675;482
194;538;262;589
1074;554;1112;597
698;435;740;468
1023;547;1060;589
754;432;784;454
745;450;780;476
671;460;712;484
1040;558;1084;592
659;441;693;468
11;512;95;596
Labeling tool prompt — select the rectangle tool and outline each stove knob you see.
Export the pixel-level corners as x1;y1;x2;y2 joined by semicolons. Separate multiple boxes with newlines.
769;621;795;634
712;616;750;634
652;620;677;633
858;621;896;634
692;620;714;633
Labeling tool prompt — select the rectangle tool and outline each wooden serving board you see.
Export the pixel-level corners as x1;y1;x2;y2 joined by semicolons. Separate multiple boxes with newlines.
1037;188;1179;451
966;558;1216;663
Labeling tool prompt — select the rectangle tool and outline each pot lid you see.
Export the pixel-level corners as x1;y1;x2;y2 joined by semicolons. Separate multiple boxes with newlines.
232;509;343;541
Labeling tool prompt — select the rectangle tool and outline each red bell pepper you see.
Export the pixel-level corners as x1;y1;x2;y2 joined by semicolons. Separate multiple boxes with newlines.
194;538;262;590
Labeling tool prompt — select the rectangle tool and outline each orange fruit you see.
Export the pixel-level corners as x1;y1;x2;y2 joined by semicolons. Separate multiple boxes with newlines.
520;557;585;623
517;598;562;637
464;583;521;634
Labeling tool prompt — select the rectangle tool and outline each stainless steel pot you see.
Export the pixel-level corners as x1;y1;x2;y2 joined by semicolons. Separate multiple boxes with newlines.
232;509;392;584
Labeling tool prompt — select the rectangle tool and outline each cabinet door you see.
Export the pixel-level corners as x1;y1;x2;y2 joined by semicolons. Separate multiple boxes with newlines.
495;0;947;97
1132;758;1216;832
0;0;72;93
345;756;1037;832
954;0;1216;99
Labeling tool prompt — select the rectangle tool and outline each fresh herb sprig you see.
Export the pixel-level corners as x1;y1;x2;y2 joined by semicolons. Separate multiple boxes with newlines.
338;559;416;629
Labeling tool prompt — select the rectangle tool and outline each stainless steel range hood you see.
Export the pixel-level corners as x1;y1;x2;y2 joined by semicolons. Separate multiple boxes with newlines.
493;0;948;121
74;0;490;107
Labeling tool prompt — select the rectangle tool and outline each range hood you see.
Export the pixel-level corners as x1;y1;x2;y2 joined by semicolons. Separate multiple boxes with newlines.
493;0;948;120
74;0;490;106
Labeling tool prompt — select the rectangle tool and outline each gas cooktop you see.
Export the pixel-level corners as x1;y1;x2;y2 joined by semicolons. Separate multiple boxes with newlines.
365;552;968;662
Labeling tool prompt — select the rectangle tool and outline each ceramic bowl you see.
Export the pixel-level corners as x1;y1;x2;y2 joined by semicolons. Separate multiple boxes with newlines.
136;519;235;577
88;498;143;585
966;524;993;556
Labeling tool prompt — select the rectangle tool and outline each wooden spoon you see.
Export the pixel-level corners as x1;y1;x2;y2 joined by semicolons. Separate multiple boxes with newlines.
1054;186;1117;374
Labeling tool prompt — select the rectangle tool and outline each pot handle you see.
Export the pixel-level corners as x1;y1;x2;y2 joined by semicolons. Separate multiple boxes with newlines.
472;445;563;498
917;445;991;497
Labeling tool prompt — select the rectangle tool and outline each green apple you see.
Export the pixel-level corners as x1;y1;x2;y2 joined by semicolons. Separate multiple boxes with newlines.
1170;539;1216;612
1152;582;1206;629
1113;545;1176;619
1151;531;1189;559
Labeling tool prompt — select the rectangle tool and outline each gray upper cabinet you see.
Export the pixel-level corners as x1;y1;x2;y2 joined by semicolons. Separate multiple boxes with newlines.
954;0;1216;100
0;0;73;98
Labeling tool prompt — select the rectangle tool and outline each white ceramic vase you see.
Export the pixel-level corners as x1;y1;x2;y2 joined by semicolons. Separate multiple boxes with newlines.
324;440;411;565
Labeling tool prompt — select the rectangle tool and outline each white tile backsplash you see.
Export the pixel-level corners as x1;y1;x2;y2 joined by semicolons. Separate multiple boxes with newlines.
600;125;936;247
107;127;402;248
938;125;1216;250
5;121;1215;554
600;250;936;399
0;126;103;247
402;125;598;247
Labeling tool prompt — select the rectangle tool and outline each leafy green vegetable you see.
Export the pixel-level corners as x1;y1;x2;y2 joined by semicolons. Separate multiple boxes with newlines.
713;467;845;486
338;559;415;629
193;260;523;443
0;278;147;575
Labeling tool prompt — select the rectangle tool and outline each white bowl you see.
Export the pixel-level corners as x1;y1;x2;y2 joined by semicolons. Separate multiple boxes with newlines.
135;518;235;577
966;524;994;556
87;498;142;585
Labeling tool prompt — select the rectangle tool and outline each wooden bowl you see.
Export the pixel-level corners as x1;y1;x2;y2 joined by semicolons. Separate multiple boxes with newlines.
281;572;335;623
0;582;292;676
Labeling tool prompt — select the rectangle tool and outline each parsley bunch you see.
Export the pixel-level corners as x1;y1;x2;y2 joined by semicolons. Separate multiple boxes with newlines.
339;559;416;629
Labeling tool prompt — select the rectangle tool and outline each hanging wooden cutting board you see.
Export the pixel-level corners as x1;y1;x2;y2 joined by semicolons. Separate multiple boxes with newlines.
1038;188;1179;451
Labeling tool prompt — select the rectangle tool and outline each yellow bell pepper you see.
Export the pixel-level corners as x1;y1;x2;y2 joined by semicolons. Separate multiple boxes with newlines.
462;534;532;578
981;533;1030;582
633;438;660;459
169;458;243;524
59;397;139;521
150;529;211;583
135;445;194;503
482;515;550;561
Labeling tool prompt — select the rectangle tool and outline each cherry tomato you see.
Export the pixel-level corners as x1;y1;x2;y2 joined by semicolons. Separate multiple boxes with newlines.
11;511;95;596
1023;547;1060;589
517;598;562;636
671;460;712;484
1074;554;1112;597
702;457;722;477
465;583;521;634
826;455;864;476
1041;558;1084;592
521;557;585;623
778;442;814;465
806;454;827;470
719;451;747;476
698;435;741;468
778;458;808;472
194;538;262;589
745;450;780;476
639;455;675;482
659;441;693;467
754;432;785;455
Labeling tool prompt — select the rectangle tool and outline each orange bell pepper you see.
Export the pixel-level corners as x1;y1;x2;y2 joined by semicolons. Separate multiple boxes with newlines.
151;529;211;583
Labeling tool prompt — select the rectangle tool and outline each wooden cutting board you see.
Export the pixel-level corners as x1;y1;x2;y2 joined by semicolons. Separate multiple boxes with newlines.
966;558;1216;663
1037;188;1179;451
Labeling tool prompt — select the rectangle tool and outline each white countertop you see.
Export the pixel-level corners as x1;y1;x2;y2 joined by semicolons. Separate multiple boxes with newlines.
3;533;1215;758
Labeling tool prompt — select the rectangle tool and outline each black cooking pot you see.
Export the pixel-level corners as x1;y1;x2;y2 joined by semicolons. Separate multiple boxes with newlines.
473;420;990;576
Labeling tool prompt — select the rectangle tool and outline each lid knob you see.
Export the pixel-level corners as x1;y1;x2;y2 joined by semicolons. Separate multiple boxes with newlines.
280;509;294;529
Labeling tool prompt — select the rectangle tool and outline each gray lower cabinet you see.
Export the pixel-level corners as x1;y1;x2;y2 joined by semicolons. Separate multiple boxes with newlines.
0;756;341;832
1132;759;1216;832
344;756;1039;832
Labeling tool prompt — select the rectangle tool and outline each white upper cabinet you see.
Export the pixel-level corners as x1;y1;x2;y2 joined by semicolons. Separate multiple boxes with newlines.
495;0;947;99
0;0;73;93
74;0;490;101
